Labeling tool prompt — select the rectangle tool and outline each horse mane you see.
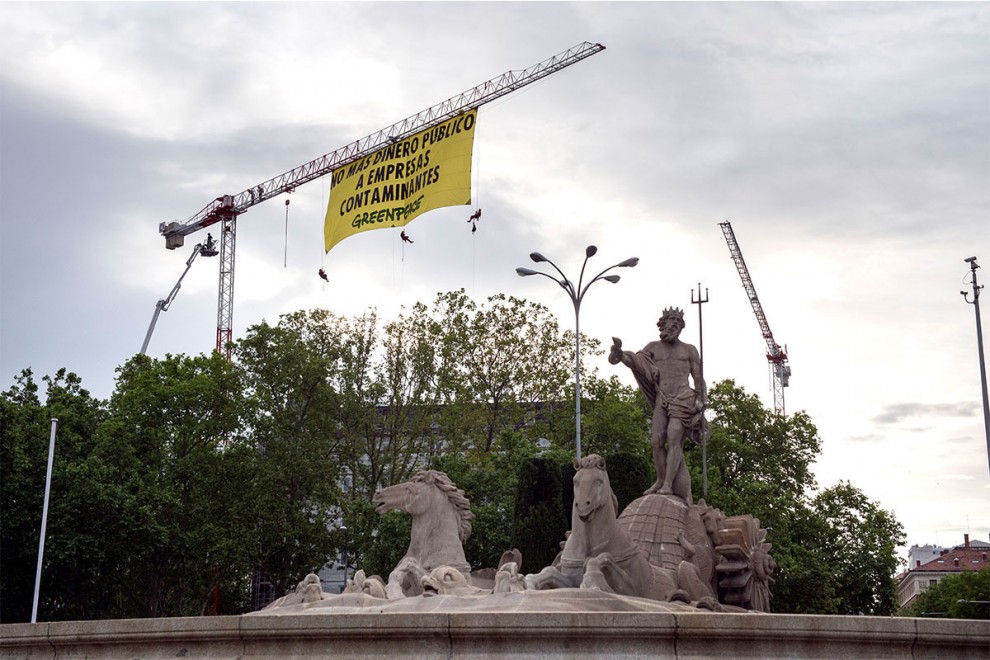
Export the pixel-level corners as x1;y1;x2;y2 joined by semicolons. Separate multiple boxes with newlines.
413;470;474;542
575;454;607;471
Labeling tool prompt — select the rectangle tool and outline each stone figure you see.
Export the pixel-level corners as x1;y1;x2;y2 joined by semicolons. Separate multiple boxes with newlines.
343;570;388;599
421;565;489;596
713;514;776;612
493;562;527;593
609;307;708;501
526;454;716;606
264;458;774;614
386;557;430;599
373;470;474;580
262;573;325;609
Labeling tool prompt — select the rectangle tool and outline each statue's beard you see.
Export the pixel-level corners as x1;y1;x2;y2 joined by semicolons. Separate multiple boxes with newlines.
660;328;680;342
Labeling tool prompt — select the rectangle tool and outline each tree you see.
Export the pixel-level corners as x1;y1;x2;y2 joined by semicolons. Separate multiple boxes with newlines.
236;310;368;598
512;456;568;573
687;379;904;615
1;370;58;622
812;482;904;615
545;376;650;460
692;380;820;507
37;370;123;621
0;369;117;622
424;290;576;452
431;431;540;571
96;353;253;617
603;452;652;513
901;568;990;619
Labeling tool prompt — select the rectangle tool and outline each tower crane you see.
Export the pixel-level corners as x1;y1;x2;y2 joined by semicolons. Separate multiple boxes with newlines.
157;42;605;358
719;221;791;415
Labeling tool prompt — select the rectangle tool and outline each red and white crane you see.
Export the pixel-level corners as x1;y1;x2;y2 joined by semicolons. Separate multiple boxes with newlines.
719;221;791;415
155;42;606;358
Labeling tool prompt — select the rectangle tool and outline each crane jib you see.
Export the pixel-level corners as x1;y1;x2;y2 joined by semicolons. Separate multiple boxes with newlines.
159;41;604;246
153;41;605;358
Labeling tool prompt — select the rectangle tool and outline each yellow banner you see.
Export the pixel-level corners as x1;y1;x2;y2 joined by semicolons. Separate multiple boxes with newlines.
324;110;477;253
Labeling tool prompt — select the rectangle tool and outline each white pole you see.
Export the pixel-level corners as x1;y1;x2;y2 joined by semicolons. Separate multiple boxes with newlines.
31;418;57;624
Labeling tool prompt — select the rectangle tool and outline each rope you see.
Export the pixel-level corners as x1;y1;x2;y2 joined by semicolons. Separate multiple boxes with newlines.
471;111;482;297
283;199;290;268
321;175;328;290
321;175;327;268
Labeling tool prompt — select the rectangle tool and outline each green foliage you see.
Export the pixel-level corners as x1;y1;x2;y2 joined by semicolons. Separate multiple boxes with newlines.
512;457;569;572
337;498;410;581
901;568;990;619
431;431;540;570
602;452;652;513
96;353;255;617
811;482;904;615
0;369;118;622
419;290;576;452
686;380;904;615
691;380;820;504
0;295;906;620
1;369;58;622
546;376;651;461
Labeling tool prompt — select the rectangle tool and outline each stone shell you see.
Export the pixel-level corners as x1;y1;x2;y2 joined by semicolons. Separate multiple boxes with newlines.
617;494;715;582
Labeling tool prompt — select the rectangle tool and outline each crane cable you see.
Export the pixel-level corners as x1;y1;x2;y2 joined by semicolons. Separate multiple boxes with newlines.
470;112;483;297
283;199;290;268
320;175;328;288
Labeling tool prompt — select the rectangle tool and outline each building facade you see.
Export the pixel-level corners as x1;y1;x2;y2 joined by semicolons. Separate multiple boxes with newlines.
896;534;989;610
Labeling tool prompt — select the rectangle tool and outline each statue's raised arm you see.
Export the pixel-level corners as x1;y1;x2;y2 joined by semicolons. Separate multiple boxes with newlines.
608;336;640;370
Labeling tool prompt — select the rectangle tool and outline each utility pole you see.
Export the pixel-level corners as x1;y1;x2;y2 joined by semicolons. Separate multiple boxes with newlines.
961;256;989;476
692;283;709;498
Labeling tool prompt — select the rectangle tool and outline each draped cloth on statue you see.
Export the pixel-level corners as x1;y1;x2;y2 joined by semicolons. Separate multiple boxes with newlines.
627;349;710;446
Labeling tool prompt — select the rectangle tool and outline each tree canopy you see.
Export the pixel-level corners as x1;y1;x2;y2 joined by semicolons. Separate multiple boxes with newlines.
899;568;990;620
1;294;905;621
685;380;904;615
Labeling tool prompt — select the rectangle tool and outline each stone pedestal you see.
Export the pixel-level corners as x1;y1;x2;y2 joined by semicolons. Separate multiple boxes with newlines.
2;610;987;659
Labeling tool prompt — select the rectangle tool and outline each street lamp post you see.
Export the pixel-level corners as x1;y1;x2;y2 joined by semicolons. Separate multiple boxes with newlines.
960;256;989;477
517;246;638;459
338;525;349;591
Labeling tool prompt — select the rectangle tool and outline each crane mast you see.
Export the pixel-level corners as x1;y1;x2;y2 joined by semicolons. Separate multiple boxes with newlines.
157;42;605;358
719;221;791;415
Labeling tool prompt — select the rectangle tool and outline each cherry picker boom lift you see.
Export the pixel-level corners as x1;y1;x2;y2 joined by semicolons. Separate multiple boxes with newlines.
155;42;605;358
140;235;219;355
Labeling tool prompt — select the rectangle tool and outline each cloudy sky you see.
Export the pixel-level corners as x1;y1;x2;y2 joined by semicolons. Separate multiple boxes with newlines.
2;2;988;560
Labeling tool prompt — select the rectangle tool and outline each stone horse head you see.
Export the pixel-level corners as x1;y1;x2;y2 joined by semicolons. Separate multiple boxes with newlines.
572;454;620;525
373;470;473;577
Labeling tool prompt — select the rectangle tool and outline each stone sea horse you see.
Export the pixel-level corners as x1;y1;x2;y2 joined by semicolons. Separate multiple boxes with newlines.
526;454;716;607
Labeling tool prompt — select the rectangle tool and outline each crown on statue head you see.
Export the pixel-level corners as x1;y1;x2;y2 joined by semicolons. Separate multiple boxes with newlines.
661;307;685;321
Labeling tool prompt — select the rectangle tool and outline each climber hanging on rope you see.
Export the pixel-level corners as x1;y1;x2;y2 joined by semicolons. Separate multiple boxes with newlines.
318;268;329;282
400;230;414;244
468;208;482;233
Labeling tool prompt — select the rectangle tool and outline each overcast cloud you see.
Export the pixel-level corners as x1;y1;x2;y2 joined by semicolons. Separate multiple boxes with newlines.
2;2;988;559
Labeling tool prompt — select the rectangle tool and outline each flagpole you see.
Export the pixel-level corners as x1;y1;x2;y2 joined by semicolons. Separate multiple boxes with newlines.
32;418;58;624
